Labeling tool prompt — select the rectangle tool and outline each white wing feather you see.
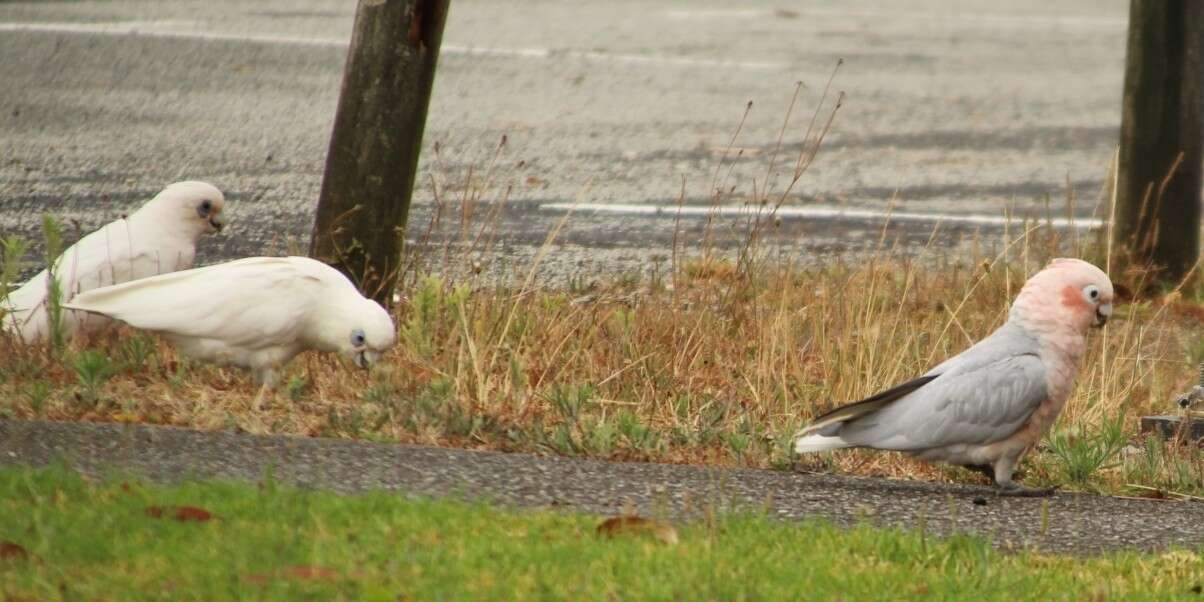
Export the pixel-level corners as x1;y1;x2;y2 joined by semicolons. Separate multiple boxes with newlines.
64;257;320;349
57;219;196;295
3;217;196;342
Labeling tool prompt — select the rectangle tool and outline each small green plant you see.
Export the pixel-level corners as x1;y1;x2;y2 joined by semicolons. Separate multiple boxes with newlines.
616;410;659;455
402;275;446;359
285;375;309;401
409;377;454;424
22;381;52;416
322;406;369;438
0;234;32;314
40;215;66;355
71;349;117;407
1046;417;1128;487
389;376;484;438
118;334;156;372
547;384;594;423
118;397;139;416
549;422;577;455
166;357;191;390
584;417;617;455
726;431;750;457
1123;435;1204;497
770;423;804;470
360;381;395;407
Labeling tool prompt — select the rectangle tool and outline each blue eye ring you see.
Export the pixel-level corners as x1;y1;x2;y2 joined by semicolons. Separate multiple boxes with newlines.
197;200;213;218
350;329;366;347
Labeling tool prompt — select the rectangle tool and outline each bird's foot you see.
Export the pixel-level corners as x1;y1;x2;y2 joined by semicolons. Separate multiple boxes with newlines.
995;482;1058;497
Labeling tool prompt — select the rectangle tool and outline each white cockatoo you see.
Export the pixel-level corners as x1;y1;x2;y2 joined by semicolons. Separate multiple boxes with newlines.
63;256;397;391
2;181;227;343
795;258;1115;496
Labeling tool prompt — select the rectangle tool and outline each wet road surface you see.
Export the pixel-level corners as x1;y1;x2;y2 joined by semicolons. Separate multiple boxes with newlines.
0;0;1127;279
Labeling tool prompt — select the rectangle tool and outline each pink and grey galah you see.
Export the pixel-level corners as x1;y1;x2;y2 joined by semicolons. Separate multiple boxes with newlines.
794;258;1115;496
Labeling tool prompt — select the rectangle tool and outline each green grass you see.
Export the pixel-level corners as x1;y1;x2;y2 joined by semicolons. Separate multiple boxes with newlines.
1;466;1201;600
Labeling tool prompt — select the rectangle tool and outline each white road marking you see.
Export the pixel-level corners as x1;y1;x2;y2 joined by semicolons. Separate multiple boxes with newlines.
665;9;774;19
539;202;1104;230
664;8;1126;30
0;21;346;46
0;21;783;70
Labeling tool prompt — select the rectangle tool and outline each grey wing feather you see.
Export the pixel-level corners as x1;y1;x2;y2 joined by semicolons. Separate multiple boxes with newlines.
803;322;1041;438
919;321;1039;377
841;352;1047;450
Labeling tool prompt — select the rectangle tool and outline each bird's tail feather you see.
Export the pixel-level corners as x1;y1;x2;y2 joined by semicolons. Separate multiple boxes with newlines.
794;433;852;454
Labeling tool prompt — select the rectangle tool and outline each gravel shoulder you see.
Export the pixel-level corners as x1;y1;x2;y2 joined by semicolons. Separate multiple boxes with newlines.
1;419;1200;556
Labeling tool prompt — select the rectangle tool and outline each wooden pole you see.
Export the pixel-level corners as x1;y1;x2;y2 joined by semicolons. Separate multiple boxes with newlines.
310;0;450;305
1113;0;1203;282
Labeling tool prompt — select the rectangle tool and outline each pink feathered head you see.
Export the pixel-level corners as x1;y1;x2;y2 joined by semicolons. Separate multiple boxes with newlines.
1010;258;1114;333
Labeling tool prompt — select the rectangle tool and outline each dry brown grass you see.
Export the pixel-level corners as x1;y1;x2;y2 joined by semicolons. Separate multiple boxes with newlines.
2;230;1202;495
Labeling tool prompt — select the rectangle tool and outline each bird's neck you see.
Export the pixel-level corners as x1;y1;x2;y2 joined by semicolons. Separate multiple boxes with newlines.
1012;316;1088;369
128;208;201;243
303;312;348;353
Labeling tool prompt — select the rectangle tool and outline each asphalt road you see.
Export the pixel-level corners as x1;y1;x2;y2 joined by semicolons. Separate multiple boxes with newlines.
0;0;1128;279
1;419;1201;556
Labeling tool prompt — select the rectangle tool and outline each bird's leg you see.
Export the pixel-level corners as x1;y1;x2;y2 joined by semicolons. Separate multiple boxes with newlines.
251;383;270;412
992;454;1057;497
251;368;278;412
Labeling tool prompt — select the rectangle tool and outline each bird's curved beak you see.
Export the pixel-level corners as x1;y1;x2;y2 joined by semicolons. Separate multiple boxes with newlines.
1094;303;1112;327
208;214;224;233
353;350;380;369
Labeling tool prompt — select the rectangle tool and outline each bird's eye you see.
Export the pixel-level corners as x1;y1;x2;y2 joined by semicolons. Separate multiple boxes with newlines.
1082;285;1101;303
350;329;366;347
197;200;212;218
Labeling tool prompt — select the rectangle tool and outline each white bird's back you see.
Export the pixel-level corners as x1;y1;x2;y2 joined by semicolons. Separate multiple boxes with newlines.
1;181;226;343
63;256;396;385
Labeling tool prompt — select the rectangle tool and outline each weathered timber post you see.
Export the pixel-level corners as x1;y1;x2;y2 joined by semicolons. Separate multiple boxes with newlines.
1113;0;1203;282
310;0;450;304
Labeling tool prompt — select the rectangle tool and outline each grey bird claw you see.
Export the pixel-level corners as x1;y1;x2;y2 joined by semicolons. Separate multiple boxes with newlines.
996;483;1058;497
